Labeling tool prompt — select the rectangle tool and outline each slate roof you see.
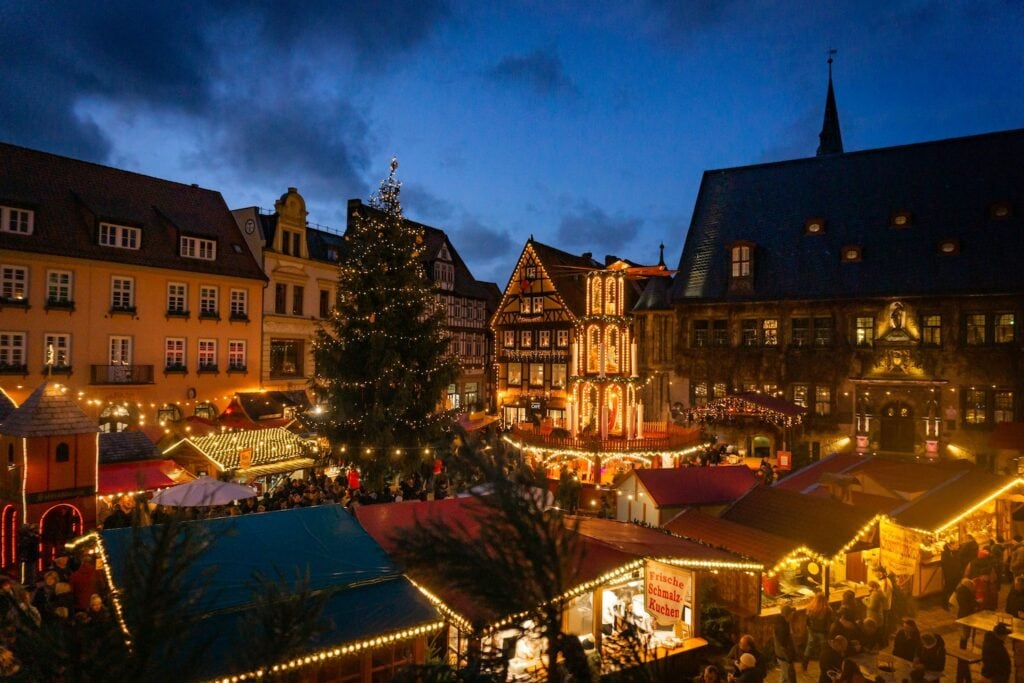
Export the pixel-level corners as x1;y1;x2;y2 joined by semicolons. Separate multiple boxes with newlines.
628;465;757;508
0;390;16;425
99;431;159;464
526;239;600;317
0;382;97;437
633;273;674;311
672;128;1024;302
720;485;877;557
665;508;801;567
0;142;266;281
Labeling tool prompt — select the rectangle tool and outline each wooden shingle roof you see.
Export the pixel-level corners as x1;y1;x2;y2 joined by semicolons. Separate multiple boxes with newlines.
0;382;97;437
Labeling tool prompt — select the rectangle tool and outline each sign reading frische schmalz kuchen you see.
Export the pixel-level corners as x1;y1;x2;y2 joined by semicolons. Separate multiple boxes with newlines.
644;560;693;626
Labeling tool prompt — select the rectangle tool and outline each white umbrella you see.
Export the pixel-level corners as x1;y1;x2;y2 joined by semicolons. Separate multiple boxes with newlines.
151;478;256;507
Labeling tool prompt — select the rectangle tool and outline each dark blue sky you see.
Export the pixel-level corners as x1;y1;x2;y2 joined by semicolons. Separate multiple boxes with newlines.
3;1;1022;286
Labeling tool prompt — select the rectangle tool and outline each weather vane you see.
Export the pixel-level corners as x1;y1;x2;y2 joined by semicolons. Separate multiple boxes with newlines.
827;48;837;76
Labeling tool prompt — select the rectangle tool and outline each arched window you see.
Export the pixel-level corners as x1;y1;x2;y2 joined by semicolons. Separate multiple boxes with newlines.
99;404;132;433
55;443;70;463
587;326;601;373
605;276;618;315
589;278;602;314
157;403;183;423
606;328;620;373
193;402;218;420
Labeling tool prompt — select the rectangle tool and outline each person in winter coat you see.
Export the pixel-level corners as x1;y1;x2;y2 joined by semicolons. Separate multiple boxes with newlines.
864;581;886;626
730;653;765;683
892;618;921;661
773;605;798;683
982;623;1012;683
1006;576;1024;618
917;632;946;673
803;592;832;667
954;577;979;649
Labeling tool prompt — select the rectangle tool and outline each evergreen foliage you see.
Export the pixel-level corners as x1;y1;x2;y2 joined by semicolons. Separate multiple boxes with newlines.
312;159;458;484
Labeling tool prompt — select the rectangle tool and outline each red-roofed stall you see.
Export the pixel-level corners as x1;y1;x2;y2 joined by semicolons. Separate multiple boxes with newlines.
614;465;758;526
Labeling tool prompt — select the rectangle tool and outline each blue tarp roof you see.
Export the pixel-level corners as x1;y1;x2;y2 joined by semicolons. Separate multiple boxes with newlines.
101;505;439;679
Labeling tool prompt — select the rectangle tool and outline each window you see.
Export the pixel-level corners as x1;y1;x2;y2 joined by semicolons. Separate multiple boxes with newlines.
520;330;533;348
793;384;808;408
538;330;551;348
815;386;832;416
503;331;515;348
711;320;728;346
532;296;544;314
529;363;545;386
551;364;566;389
556;330;569;347
741;320;758;347
167;283;187;314
0;207;32;234
99;223;140;249
319;290;330;318
280;230;301;256
0;333;26;370
0;265;27;302
730;244;751;277
111;277;134;311
180;236;216;260
525;265;537;279
199;286;218;317
762;383;778;396
326;246;340;262
995;313;1015;344
464;382;479;407
274;284;287;315
813;317;833;347
966;314;987;345
507;363;522;386
713;382;727;399
55;443;70;463
653;314;672;362
762;319;778;346
44;333;70;368
964;389;988;425
791;318;810;346
922;315;942;346
198;339;217;371
855;317;874;347
46;271;73;305
228;340;247;371
692;381;708;407
291;285;304;316
230;289;248;319
269;339;304;377
434;262;454;290
446;384;460;409
164;338;186;370
693;320;709;347
194;402;218;420
995;391;1015;423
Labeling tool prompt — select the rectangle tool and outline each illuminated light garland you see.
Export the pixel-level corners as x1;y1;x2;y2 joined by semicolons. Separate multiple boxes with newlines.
408;576;474;633
898;477;1024;536
689;396;804;428
505;435;708;463
66;532;132;644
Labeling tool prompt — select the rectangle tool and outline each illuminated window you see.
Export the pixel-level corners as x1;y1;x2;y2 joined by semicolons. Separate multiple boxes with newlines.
111;277;134;311
0;207;32;235
556;330;569;347
793;384;808;408
713;382;727;399
964;389;988;425
692;381;708;407
730;244;751;278
529;363;545;386
194;402;217;420
815;386;832;416
525;265;537;279
180;236;216;260
763;383;778;396
44;333;70;368
164;338;186;370
503;331;515;348
693;320;709;347
228;340;247;371
741;320;758;346
551;364;566;389
46;270;73;305
532;296;544;313
463;382;479;407
269;339;303;377
855;317;874;347
922;315;942;346
507;362;522;386
995;313;1015;344
538;330;551;348
99;223;139;249
0;332;26;370
589;278;602;314
762;319;778;346
995;391;1015;423
198;339;217;371
0;265;27;302
520;330;533;348
965;314;987;345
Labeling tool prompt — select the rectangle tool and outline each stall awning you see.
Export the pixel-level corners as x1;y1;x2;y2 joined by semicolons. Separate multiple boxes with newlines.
99;460;194;495
235;457;315;478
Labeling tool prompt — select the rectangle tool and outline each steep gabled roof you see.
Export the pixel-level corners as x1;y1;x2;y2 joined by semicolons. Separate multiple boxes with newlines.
0;382;97;437
629;465;757;508
633;273;674;311
672;128;1024;302
0;389;16;425
99;431;159;464
0;142;266;281
720;485;877;558
522;239;599;317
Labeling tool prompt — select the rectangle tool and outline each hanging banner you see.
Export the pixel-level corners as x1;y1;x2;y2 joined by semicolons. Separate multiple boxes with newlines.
645;560;692;626
879;519;921;576
238;448;253;469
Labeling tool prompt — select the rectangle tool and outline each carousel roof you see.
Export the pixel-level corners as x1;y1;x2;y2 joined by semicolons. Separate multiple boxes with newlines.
0;381;97;437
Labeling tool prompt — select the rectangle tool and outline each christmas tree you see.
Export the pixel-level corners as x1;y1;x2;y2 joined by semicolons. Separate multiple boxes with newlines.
312;159;458;485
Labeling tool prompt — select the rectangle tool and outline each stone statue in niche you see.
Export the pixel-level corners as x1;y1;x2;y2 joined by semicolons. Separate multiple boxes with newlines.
889;301;905;331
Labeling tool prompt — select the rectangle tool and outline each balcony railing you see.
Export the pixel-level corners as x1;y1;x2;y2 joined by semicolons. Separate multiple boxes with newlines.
90;364;155;385
510;422;702;453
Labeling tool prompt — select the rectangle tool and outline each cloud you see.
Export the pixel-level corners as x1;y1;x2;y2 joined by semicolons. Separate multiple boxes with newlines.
446;216;518;284
557;201;643;253
487;50;579;97
401;184;457;222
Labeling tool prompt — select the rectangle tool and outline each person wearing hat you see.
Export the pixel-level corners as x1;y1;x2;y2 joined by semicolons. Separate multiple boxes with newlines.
48;550;74;583
729;653;764;683
773;604;798;683
726;635;766;679
981;623;1011;683
917;632;946;673
893;617;921;661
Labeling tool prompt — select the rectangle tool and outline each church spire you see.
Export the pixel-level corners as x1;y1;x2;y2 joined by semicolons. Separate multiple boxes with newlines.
816;50;844;157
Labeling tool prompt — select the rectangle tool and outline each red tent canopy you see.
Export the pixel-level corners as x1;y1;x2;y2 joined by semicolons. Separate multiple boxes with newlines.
98;460;194;495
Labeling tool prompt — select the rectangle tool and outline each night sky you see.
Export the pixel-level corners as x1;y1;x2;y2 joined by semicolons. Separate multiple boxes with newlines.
3;1;1022;286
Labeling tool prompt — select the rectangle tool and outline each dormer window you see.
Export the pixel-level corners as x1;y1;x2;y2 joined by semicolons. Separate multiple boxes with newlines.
0;206;33;235
280;229;302;257
804;218;826;235
991;202;1013;220
99;223;140;249
890;211;912;228
181;236;216;260
841;245;862;262
938;239;959;255
438;244;451;261
327;246;340;262
729;243;752;278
